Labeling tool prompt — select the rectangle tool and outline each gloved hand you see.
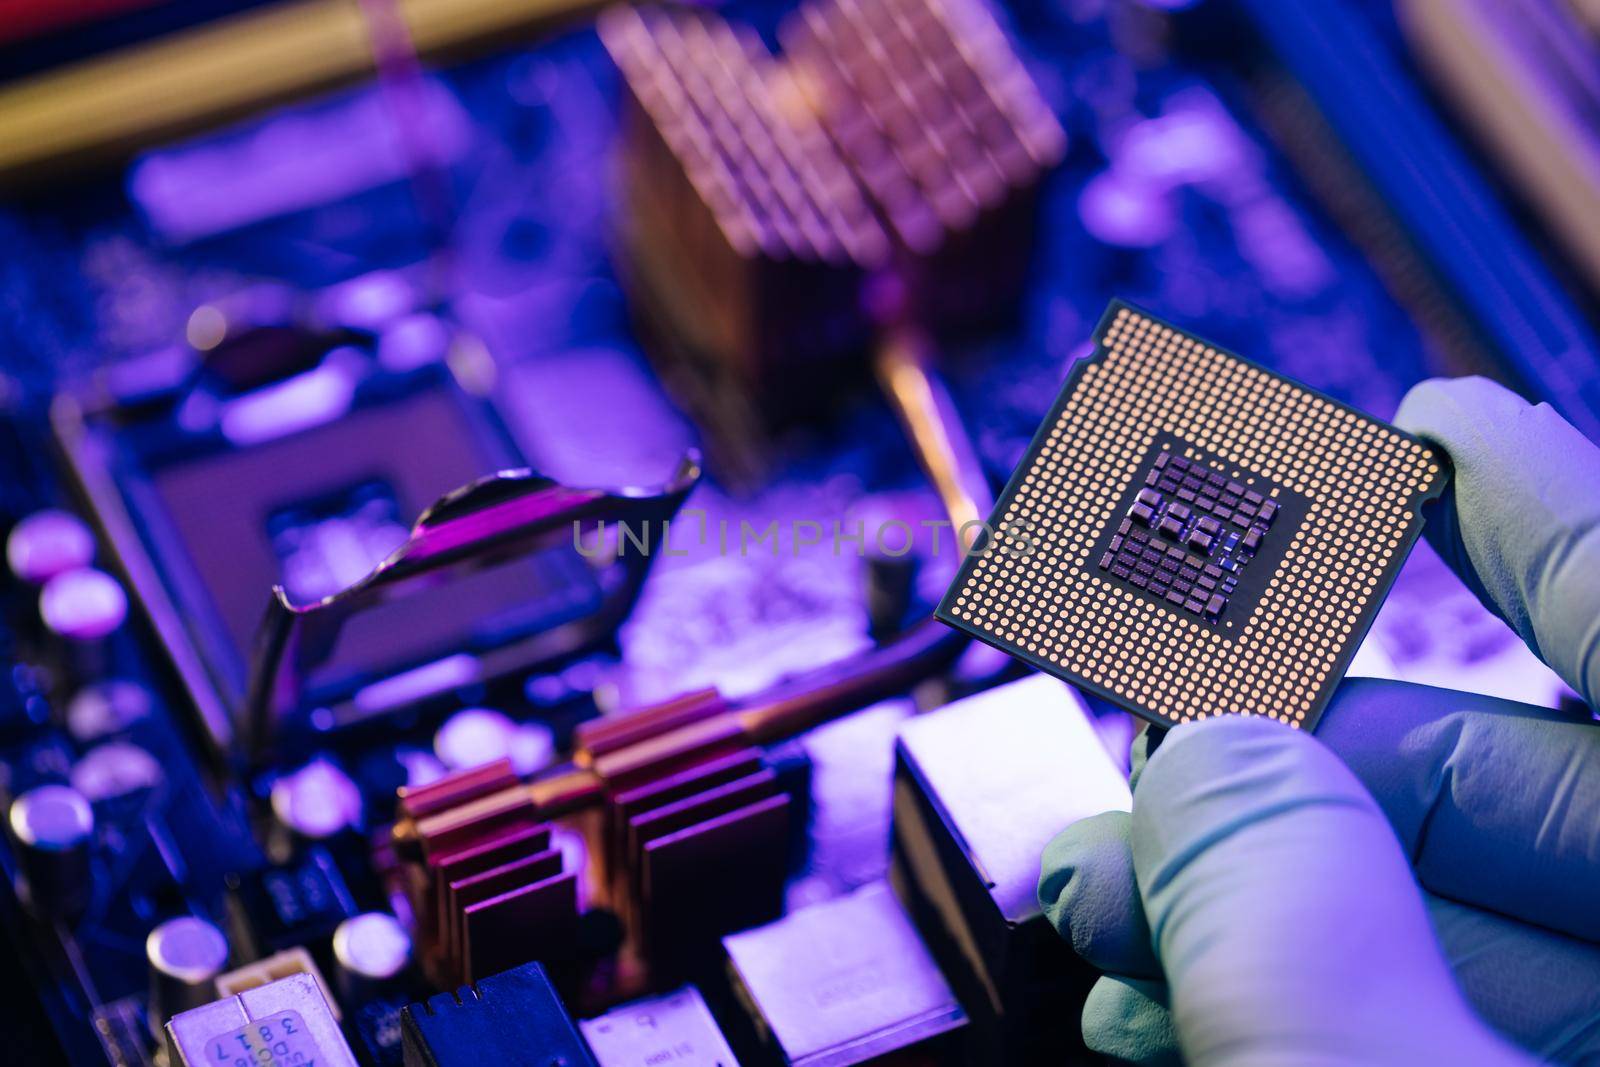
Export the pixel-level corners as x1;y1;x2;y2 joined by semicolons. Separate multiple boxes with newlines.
1038;376;1600;1066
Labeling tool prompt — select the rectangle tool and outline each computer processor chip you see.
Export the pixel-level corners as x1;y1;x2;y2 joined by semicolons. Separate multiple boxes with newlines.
936;301;1448;730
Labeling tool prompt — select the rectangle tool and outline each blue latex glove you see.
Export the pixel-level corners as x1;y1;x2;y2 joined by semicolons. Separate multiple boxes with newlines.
1038;377;1600;1066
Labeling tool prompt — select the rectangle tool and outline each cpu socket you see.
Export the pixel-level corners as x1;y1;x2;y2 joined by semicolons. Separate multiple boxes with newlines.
54;322;695;761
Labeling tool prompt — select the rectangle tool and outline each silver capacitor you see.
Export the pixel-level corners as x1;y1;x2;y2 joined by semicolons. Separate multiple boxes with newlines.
65;680;155;743
71;741;164;803
6;510;95;586
146;916;230;1039
38;567;128;679
433;707;555;775
331;912;412;1002
7;783;95;918
268;758;363;861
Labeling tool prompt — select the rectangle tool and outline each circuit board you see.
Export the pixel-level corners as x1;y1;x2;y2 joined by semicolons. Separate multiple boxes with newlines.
0;1;1586;1065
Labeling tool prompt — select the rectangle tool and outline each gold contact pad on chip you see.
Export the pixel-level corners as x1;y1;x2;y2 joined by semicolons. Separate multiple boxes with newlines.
939;303;1445;730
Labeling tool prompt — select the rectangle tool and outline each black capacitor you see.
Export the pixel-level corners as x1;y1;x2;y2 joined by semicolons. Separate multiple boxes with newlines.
8;783;95;918
864;553;920;643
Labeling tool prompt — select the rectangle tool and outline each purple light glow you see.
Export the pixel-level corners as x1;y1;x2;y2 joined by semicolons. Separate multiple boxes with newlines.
7;510;95;585
39;568;127;642
352;654;479;714
128;79;473;244
70;742;164;802
270;759;363;839
1078;169;1177;249
432;707;555;775
433;707;515;772
219;351;361;447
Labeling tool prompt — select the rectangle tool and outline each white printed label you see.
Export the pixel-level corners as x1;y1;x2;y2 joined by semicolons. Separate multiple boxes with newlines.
206;1010;319;1066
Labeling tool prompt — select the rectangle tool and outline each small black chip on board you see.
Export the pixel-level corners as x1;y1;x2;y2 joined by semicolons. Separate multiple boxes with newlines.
937;301;1448;731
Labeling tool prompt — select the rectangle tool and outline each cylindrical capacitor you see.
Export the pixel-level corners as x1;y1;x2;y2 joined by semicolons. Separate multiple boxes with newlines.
71;742;165;804
434;708;555;776
433;707;517;772
146;916;230;1039
6;510;95;586
864;552;920;643
331;912;412;1002
39;567;128;680
269;759;363;859
65;679;155;743
8;784;95;919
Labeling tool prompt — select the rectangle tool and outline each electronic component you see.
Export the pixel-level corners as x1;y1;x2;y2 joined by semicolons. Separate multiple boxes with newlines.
0;658;50;745
724;882;966;1066
432;707;556;776
332;912;414;1003
580;987;740;1067
38;567;128;678
781;0;1065;329
602;0;1061;473
1398;0;1600;300
863;549;920;643
1218;0;1600;442
7;783;95;918
54;342;699;759
938;302;1449;730
395;761;580;987
1100;444;1299;625
5;509;94;585
215;946;342;1021
228;848;357;958
165;971;357;1067
594;718;794;979
64;363;576;737
70;740;164;803
146;916;232;1038
64;678;155;742
400;961;596;1067
394;692;800;988
39;568;127;641
892;675;1130;1063
349;995;411;1067
270;759;365;847
601;5;887;433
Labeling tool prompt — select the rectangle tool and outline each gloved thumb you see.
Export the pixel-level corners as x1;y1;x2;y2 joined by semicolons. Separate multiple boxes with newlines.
1130;716;1532;1067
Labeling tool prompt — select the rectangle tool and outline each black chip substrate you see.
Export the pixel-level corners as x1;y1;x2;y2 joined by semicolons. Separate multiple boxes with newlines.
937;301;1449;731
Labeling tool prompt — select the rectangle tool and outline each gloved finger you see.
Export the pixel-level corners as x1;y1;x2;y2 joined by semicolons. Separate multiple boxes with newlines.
1081;975;1180;1067
1133;716;1531;1067
1320;677;1600;943
1130;723;1156;791
1038;810;1161;978
1426;893;1600;1065
1395;376;1600;709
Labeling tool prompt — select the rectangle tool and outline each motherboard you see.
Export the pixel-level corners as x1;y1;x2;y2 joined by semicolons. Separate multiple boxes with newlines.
0;0;1591;1064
